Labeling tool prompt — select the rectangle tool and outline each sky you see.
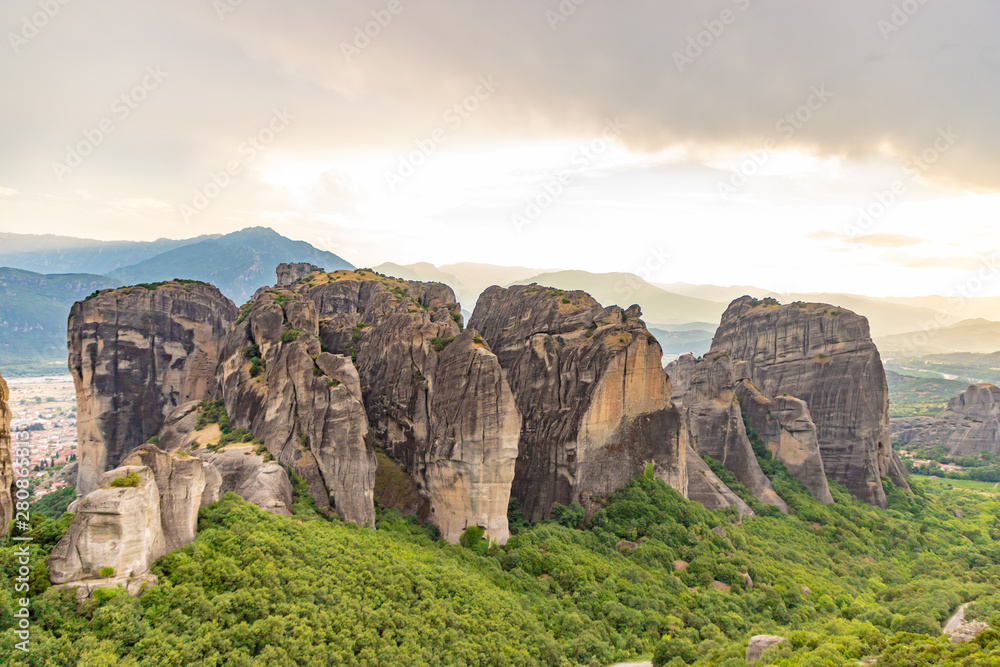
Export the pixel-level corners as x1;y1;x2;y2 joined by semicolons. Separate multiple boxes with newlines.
1;0;999;297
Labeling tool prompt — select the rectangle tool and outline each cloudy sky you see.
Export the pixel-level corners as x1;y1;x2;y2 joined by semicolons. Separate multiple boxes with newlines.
2;0;999;296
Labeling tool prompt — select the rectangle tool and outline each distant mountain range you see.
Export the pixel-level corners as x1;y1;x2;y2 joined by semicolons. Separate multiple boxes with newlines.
0;227;353;373
2;235;998;375
0;268;120;373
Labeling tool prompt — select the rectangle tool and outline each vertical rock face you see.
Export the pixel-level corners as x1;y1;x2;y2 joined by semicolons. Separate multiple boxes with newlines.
216;285;375;526
276;262;322;286
49;466;166;585
284;269;520;543
0;372;12;537
193;447;294;516
120;445;207;551
711;297;908;507
734;372;833;504
469;285;687;522
69;282;237;497
892;383;1000;456
666;354;787;512
684;443;754;515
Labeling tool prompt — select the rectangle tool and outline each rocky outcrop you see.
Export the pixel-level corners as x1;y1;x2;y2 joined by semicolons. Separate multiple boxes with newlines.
469;285;687;522
950;621;989;643
276;262;322;286
711;297;908;507
193;447;293;516
892;384;1000;456
49;466;167;586
746;635;785;663
120;445;207;550
734;369;833;504
280;269;520;543
0;372;12;537
216;285;374;526
69;281;237;497
685;444;754;515
667;354;786;512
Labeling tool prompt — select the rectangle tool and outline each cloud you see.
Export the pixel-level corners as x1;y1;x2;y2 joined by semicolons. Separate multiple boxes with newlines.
847;233;925;248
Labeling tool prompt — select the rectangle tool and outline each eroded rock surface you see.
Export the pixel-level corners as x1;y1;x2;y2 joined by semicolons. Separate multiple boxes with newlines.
892;384;1000;456
667;354;786;512
49;466;166;585
69;281;237;497
194;447;294;516
121;445;207;550
734;367;833;504
469;285;687;522
747;635;786;663
216;285;373;525
0;372;12;537
711;297;908;507
685;444;754;515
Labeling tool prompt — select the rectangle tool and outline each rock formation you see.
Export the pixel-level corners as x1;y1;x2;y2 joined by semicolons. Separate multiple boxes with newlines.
747;635;786;663
276;262;322;286
216;284;375;526
892;384;1000;456
711;297;908;507
667;354;786;512
0;372;12;537
469;285;687;522
950;621;989;643
69;281;237;497
193;447;293;516
684;444;754;515
734;367;833;504
49;466;167;588
120;445;207;550
274;269;520;543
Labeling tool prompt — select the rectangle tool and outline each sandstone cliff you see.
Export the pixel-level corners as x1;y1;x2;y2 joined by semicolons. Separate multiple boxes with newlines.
0;372;12;537
69;281;237;497
193;447;294;516
283;269;520;543
216;285;374;526
735;373;833;504
469;285;687;522
892;383;1000;456
49;466;167;586
667;354;787;512
711;297;908;507
685;443;754;515
121;445;207;550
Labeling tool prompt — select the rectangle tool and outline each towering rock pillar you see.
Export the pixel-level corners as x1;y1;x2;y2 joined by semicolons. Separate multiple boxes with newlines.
68;281;237;496
470;285;687;522
0;372;13;536
711;297;908;507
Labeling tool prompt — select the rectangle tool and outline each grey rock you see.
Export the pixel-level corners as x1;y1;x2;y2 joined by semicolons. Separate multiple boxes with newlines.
892;384;1000;456
685;443;755;515
469;284;687;522
735;377;833;504
747;635;785;662
69;282;237;497
711;297;908;507
276;262;323;286
950;621;989;643
193;447;293;516
667;354;787;512
49;466;166;585
120;445;207;551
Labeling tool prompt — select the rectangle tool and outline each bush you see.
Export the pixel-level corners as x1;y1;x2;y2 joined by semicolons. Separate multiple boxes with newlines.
98;567;115;578
550;501;585;529
653;637;697;665
431;336;455;352
108;473;140;488
281;328;302;344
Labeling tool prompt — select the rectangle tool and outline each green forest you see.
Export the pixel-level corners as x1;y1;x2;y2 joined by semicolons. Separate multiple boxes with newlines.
4;445;1000;666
